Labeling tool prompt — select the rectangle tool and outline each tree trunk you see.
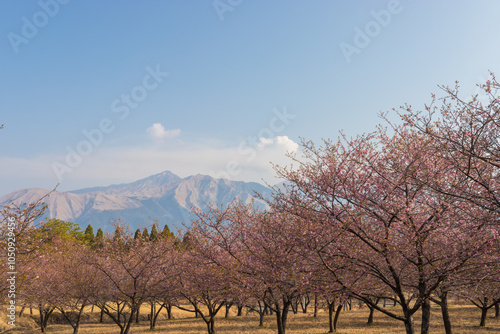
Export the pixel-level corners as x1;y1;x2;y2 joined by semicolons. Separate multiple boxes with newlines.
150;302;156;329
403;315;415;334
148;301;166;330
333;304;342;331
120;308;135;334
99;305;105;323
301;295;310;313
276;308;285;334
495;302;499;318
237;304;243;316
40;315;47;334
39;306;46;334
367;305;375;325
166;303;173;319
275;301;290;334
367;297;380;325
437;292;453;334
38;305;54;334
135;303;140;323
421;299;431;334
328;302;335;333
255;301;265;327
206;317;215;334
479;307;488;327
290;299;298;314
313;294;318;318
224;302;233;318
19;306;25;317
259;311;264;327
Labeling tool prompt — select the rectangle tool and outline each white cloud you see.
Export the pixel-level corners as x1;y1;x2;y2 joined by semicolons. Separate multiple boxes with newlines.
0;136;300;194
146;123;181;140
259;135;299;152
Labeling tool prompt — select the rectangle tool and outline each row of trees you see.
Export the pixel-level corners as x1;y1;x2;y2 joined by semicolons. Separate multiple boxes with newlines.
3;202;499;334
2;77;500;334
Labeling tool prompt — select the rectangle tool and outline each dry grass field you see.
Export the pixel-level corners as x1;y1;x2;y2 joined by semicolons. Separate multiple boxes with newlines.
1;303;499;334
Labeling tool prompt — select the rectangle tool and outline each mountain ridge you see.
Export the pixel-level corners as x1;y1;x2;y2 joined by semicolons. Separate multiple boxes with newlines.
0;171;272;232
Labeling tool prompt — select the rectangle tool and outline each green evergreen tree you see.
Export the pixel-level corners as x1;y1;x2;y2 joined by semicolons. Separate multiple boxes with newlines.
182;231;193;249
114;227;122;241
83;224;94;244
95;228;104;247
142;227;150;241
134;228;142;240
162;224;175;239
96;228;104;240
150;224;159;241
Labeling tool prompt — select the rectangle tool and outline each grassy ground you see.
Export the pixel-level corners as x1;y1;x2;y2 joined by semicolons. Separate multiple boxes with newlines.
2;303;500;334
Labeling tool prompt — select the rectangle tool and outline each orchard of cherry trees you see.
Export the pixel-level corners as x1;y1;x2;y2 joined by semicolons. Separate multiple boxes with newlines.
2;77;500;334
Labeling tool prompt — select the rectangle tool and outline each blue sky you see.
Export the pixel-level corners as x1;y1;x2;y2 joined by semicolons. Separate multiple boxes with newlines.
1;0;500;194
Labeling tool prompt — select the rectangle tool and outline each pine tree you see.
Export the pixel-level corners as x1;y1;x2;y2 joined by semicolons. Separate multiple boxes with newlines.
150;224;159;241
142;227;150;241
162;224;175;239
95;228;104;247
134;228;142;240
114;227;122;241
182;232;193;248
84;224;94;244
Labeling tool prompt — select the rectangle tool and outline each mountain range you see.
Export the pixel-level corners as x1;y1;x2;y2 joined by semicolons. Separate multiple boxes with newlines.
0;171;273;232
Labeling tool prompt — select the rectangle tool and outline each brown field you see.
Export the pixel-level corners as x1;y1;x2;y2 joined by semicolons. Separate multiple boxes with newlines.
1;303;499;334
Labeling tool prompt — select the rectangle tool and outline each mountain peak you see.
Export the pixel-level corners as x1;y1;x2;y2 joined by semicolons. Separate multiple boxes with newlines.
146;170;181;182
71;170;182;199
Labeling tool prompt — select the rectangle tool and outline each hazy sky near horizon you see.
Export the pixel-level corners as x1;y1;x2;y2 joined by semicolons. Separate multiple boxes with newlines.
1;0;500;194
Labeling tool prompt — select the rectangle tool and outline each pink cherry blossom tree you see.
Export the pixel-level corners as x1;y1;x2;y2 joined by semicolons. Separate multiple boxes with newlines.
190;203;314;334
143;236;178;330
88;224;173;334
0;191;52;307
271;126;496;334
49;239;98;334
400;75;500;217
19;249;58;333
398;75;500;332
170;246;229;334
